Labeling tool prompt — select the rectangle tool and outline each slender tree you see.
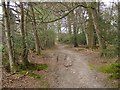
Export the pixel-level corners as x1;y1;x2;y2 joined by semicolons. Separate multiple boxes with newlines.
2;2;16;73
90;2;106;55
71;10;78;47
20;2;29;66
118;2;120;61
30;3;40;54
57;20;61;33
67;14;72;34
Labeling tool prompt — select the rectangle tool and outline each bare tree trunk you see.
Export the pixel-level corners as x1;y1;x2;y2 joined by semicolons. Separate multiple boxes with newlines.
90;2;106;55
2;2;16;73
43;23;48;48
30;3;40;54
8;4;18;65
67;14;72;34
20;2;29;66
25;10;28;39
57;20;61;34
118;2;120;61
71;10;78;47
80;11;88;46
87;8;96;49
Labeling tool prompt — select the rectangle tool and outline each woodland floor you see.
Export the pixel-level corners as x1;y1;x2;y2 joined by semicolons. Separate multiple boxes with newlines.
2;44;118;88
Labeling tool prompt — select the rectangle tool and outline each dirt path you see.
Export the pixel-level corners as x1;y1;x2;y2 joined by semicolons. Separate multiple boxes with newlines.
47;44;106;88
2;44;115;88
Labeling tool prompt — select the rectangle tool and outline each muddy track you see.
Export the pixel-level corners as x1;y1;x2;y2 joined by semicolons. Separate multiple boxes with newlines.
47;44;106;88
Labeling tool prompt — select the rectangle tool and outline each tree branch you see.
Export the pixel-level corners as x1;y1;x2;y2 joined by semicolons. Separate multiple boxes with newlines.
41;4;88;23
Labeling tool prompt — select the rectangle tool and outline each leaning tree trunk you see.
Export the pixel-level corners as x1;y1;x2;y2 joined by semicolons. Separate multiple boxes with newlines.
20;2;29;66
30;3;40;54
90;2;106;56
2;2;16;73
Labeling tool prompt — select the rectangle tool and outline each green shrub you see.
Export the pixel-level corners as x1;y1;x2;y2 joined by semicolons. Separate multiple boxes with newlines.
58;33;72;44
14;32;35;54
38;29;56;48
58;33;86;45
102;46;118;58
13;33;23;54
97;63;120;79
75;33;86;45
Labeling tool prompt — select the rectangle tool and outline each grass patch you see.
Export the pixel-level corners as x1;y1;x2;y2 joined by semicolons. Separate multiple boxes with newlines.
97;63;120;80
16;63;48;80
89;63;96;70
89;62;120;80
18;71;43;80
28;72;43;80
78;48;85;51
18;70;27;75
16;63;48;71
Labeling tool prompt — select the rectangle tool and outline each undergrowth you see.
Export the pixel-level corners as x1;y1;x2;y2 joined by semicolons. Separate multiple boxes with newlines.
89;62;120;80
97;63;120;80
18;71;43;80
16;63;48;71
102;46;117;58
16;63;48;80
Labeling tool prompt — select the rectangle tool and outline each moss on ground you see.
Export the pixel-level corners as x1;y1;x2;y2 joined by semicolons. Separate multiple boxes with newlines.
97;63;120;80
89;62;120;80
89;63;96;70
18;71;43;80
16;63;48;71
16;63;48;80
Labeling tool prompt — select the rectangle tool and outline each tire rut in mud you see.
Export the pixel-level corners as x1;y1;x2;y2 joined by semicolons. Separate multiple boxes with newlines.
49;51;75;88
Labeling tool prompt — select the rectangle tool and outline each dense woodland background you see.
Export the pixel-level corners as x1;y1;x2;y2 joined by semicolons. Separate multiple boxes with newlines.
0;1;120;87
